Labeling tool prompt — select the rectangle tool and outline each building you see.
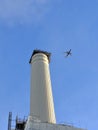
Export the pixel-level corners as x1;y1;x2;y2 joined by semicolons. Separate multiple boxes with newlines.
8;50;86;130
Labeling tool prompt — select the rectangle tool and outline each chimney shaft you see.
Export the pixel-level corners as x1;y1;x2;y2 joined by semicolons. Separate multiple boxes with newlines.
30;50;56;123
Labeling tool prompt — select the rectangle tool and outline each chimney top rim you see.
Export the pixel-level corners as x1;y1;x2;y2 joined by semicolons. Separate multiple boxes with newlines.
29;49;51;63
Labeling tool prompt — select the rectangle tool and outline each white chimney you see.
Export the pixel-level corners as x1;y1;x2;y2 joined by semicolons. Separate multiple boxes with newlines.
29;50;56;123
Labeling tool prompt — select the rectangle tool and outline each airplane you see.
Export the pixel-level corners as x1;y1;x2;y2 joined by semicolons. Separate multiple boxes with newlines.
64;49;72;57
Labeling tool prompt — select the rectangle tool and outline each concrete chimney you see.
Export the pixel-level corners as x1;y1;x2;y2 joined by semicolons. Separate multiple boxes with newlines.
29;50;56;123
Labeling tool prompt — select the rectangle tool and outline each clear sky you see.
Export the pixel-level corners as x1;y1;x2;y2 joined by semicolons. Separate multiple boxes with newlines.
0;0;98;130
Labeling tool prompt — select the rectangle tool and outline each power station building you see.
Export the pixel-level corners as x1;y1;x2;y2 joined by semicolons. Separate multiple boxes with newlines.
8;50;86;130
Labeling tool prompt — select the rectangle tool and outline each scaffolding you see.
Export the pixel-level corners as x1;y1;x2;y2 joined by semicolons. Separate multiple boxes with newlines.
8;112;12;130
8;112;27;130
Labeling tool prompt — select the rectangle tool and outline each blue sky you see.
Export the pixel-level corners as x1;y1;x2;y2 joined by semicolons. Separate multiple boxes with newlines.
0;0;98;130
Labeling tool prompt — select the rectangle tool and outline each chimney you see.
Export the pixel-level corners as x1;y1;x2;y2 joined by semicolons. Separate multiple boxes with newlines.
29;50;56;123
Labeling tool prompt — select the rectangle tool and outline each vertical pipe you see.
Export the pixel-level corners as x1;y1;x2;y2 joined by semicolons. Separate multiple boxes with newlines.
8;112;12;130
